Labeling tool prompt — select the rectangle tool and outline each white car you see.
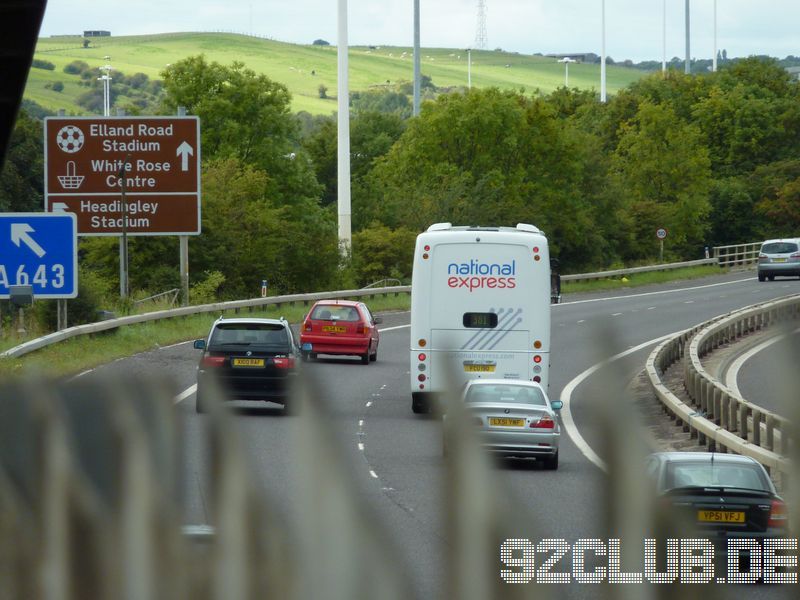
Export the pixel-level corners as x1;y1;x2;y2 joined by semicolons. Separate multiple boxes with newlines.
444;379;562;469
757;238;800;281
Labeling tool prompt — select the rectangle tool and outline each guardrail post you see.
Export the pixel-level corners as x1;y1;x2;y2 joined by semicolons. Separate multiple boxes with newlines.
737;402;748;437
712;389;721;424
765;415;775;451
752;410;761;447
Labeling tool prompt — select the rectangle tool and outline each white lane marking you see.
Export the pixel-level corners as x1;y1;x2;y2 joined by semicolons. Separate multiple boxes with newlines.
559;329;685;472
366;401;372;408
647;306;656;310
369;470;379;479
684;300;694;304
358;443;365;451
379;324;410;332
725;327;800;397
358;419;364;427
611;312;622;317
174;384;197;404
577;319;585;324
556;276;752;307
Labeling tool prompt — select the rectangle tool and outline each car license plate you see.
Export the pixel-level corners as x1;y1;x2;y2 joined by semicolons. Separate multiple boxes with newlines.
232;358;265;367
489;417;525;427
464;364;496;372
697;510;745;523
772;258;787;263
322;325;346;333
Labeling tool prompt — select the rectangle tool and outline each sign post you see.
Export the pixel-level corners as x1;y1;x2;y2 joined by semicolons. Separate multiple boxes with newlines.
0;213;78;301
656;227;668;262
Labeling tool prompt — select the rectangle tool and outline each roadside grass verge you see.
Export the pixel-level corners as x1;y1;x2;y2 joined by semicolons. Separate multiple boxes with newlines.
0;266;736;378
561;265;727;294
0;293;411;378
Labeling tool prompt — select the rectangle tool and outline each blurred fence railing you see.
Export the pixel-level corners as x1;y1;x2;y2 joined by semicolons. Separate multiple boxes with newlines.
646;295;800;479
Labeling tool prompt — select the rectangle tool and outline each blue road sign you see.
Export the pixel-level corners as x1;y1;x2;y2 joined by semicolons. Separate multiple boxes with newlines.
0;213;78;299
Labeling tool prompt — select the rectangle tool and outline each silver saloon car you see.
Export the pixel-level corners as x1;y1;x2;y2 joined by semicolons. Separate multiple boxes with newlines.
757;238;800;281
447;379;562;469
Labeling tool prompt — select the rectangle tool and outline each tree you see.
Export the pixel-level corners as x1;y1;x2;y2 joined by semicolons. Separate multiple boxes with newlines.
0;110;43;213
303;111;405;209
364;88;613;270
610;101;712;259
190;158;339;296
318;84;328;99
312;39;330;46
160;55;322;206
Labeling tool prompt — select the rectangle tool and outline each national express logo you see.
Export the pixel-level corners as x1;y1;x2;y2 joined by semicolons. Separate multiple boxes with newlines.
447;259;516;291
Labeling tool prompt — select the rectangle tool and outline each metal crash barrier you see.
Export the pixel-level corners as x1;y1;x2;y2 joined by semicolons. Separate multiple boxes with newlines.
647;295;800;482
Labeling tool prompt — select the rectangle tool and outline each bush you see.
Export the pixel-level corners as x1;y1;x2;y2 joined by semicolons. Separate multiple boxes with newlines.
52;81;64;93
318;84;328;99
63;60;89;75
32;266;113;330
189;271;226;305
31;59;55;70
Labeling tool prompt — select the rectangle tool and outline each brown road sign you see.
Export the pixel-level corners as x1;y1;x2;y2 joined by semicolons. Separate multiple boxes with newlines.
44;116;201;236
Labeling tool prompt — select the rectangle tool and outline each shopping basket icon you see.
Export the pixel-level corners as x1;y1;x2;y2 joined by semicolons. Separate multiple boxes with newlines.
57;161;84;189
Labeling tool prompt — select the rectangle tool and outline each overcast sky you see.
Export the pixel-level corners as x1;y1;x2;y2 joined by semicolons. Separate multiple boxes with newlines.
40;1;797;63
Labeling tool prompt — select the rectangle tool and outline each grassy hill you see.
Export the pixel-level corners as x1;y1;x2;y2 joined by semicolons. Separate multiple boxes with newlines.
27;32;646;115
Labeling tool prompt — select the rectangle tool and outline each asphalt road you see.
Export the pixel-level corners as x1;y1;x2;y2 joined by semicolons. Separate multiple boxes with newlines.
734;328;800;417
79;271;800;598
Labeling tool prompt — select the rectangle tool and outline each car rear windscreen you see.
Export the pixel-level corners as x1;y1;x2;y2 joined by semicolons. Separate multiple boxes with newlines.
311;305;360;321
465;384;546;406
209;323;289;349
666;462;769;491
761;242;798;254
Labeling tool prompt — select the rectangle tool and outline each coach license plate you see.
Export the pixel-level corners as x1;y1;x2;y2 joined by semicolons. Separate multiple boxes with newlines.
464;364;496;373
489;418;525;427
232;358;265;367
697;510;745;523
322;325;346;333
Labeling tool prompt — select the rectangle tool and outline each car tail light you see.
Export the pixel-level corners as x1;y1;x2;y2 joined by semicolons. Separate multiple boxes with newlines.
768;499;788;528
530;415;555;429
758;253;767;261
201;355;225;368
791;252;800;259
273;357;296;369
357;323;370;335
303;320;312;332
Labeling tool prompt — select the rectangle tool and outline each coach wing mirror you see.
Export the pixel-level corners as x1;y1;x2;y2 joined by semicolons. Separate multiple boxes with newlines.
9;285;33;307
550;257;559;269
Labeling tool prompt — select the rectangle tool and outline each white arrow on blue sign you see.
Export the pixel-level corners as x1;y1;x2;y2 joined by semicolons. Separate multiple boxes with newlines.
0;213;78;299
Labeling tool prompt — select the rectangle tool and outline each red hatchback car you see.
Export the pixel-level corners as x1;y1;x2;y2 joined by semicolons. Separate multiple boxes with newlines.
300;300;382;364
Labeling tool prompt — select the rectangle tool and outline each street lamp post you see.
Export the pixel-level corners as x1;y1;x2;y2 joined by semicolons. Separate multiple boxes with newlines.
467;48;472;88
559;57;576;87
97;62;112;116
337;0;352;252
600;0;606;102
413;0;420;115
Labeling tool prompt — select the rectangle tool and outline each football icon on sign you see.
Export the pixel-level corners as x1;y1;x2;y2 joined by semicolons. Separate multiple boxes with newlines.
55;125;85;153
